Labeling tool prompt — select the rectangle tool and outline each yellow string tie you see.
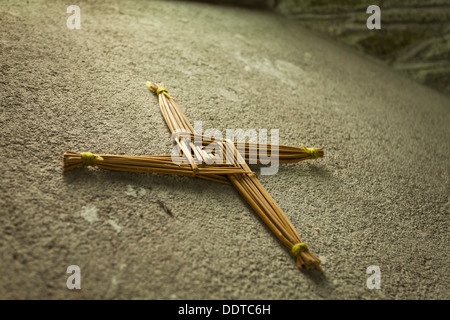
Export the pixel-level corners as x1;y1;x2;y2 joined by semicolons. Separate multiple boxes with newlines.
291;243;308;256
80;152;103;167
302;144;319;159
157;87;172;99
146;81;172;99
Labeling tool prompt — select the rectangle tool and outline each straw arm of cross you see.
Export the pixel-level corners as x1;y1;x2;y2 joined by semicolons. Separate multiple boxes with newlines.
63;82;324;270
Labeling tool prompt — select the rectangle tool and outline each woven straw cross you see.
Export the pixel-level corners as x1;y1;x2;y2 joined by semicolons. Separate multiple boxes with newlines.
64;82;324;270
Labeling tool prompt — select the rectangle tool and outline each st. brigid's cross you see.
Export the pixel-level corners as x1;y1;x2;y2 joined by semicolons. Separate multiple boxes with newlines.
64;82;324;270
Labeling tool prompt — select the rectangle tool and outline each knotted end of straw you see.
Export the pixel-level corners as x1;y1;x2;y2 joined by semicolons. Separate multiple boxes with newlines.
302;144;319;159
80;152;103;167
291;242;308;256
146;81;172;99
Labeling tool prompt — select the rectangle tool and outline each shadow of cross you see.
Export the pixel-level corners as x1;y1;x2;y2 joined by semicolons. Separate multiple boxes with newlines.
63;82;324;270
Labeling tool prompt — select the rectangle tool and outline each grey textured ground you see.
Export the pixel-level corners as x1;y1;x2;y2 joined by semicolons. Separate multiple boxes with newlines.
1;0;449;300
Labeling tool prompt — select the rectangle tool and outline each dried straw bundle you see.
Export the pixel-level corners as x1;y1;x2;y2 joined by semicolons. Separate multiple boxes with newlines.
190;133;324;164
63;151;241;185
145;82;322;270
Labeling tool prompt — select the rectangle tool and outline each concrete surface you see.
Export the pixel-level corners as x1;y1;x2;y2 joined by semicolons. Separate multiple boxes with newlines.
0;0;449;300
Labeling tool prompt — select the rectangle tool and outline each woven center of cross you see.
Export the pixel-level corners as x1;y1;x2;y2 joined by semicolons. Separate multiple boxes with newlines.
64;82;324;270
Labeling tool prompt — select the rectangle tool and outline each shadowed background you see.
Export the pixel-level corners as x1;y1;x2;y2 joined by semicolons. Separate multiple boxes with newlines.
192;0;450;95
